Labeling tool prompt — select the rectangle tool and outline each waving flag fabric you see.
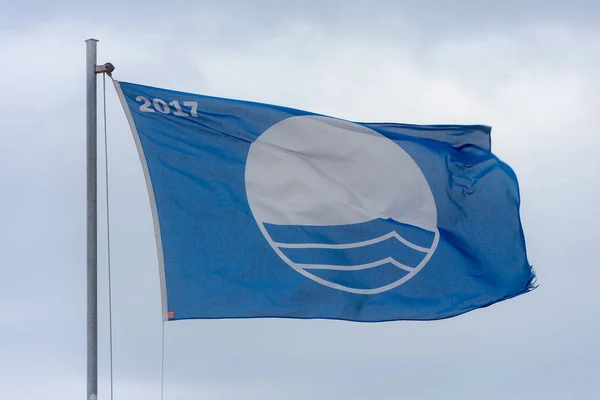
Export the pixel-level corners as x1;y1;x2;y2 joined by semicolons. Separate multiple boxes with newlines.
115;80;535;322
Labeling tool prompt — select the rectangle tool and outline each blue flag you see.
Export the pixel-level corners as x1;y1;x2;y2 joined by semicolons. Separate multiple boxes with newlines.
115;80;535;322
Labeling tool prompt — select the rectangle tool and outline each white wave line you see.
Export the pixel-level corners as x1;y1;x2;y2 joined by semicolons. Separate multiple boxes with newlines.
273;231;430;253
298;257;415;272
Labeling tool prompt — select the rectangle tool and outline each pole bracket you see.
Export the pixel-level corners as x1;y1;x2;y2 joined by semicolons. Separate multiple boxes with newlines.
96;62;115;76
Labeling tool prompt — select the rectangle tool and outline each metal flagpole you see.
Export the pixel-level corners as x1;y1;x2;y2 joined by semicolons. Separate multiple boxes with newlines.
86;38;99;400
86;38;114;400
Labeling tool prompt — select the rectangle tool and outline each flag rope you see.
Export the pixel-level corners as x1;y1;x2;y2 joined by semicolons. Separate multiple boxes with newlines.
102;73;115;400
105;74;168;400
161;321;166;400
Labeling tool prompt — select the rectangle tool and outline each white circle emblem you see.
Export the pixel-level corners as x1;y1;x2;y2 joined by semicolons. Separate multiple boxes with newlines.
245;115;439;294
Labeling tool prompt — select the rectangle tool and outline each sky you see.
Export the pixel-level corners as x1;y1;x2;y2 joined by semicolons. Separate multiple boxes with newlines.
1;0;599;399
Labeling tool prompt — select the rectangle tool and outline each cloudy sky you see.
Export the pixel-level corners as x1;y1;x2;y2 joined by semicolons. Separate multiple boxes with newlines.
1;1;599;399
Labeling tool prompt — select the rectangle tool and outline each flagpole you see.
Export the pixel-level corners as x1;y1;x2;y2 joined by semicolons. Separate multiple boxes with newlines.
86;38;115;400
86;37;99;400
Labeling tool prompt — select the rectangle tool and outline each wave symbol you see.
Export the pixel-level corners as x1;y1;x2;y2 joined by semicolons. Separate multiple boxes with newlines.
262;219;439;294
